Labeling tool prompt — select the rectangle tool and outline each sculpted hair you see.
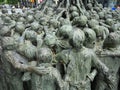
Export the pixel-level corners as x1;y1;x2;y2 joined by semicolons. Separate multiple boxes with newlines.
103;31;120;49
37;47;53;63
69;28;85;48
83;28;96;42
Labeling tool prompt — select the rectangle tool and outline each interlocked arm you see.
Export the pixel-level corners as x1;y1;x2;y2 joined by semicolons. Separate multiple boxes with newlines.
4;51;65;90
92;51;114;90
3;51;50;75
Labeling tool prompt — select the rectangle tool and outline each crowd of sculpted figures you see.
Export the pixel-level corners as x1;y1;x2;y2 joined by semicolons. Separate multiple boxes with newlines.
0;0;120;90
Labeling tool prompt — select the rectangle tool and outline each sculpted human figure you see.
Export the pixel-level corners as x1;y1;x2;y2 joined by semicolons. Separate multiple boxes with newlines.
56;28;113;90
94;31;120;90
0;36;24;90
5;45;64;90
55;24;73;53
0;16;16;36
31;47;64;90
83;28;96;49
3;16;16;29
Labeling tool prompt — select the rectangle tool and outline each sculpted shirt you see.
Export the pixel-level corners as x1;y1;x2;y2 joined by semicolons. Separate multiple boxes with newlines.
56;47;108;85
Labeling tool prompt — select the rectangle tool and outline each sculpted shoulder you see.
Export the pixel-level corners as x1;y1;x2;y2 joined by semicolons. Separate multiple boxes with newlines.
81;47;95;56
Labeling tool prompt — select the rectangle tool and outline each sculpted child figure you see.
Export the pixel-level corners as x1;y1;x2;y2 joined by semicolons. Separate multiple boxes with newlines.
30;47;64;90
95;31;120;90
2;45;64;90
56;28;113;90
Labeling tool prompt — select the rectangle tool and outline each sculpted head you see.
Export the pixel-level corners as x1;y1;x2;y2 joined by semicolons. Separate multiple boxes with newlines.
103;31;120;49
4;16;11;23
83;28;96;48
69;28;85;49
57;25;73;39
37;47;52;63
2;37;18;50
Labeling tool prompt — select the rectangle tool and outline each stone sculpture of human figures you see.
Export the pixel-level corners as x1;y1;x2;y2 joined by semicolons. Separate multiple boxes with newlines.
56;28;114;90
1;37;64;90
0;29;64;90
22;47;64;90
3;48;64;90
94;31;120;90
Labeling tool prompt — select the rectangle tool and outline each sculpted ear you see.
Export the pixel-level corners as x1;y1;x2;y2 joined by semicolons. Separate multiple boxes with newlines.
92;41;95;45
84;33;90;42
85;32;89;38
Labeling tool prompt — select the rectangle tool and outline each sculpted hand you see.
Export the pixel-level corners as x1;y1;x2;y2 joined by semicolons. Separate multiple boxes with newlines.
65;75;71;82
27;66;50;75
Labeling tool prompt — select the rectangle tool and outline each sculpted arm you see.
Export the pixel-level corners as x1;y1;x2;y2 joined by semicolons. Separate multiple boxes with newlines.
92;51;114;89
92;52;109;74
4;51;65;89
87;69;97;81
3;51;49;75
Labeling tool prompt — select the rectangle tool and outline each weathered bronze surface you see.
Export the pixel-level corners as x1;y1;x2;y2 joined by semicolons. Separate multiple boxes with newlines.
0;0;120;90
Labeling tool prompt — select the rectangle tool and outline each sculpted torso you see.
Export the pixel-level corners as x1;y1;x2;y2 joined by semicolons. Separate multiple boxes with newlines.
66;48;92;83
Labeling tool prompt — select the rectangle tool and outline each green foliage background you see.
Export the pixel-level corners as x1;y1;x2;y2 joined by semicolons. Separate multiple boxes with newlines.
0;0;19;4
